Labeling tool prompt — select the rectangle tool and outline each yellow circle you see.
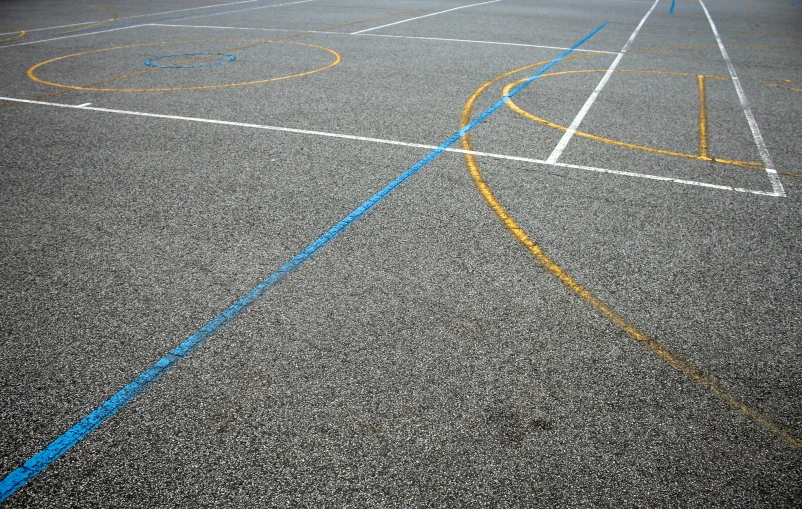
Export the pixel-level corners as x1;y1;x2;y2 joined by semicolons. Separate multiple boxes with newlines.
27;40;341;92
0;27;26;43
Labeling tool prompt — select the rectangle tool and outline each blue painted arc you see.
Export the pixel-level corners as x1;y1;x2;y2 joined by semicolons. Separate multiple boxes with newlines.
0;21;608;503
145;52;236;68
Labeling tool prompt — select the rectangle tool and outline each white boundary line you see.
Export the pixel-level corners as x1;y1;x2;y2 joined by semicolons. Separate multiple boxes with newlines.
0;96;777;197
357;33;619;54
698;0;785;197
545;0;660;164
0;0;316;49
0;25;143;48
351;0;501;34
146;23;617;54
0;0;267;35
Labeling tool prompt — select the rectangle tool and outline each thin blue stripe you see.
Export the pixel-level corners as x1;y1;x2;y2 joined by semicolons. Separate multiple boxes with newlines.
0;21;607;503
670;0;675;14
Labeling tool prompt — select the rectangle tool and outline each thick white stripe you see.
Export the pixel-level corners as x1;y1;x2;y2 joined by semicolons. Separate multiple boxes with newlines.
545;0;660;164
698;0;785;197
0;96;779;197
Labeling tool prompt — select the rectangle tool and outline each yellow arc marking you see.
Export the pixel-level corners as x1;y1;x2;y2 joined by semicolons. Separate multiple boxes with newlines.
461;61;802;453
697;74;709;159
27;40;341;92
0;26;26;43
501;69;763;170
57;6;117;35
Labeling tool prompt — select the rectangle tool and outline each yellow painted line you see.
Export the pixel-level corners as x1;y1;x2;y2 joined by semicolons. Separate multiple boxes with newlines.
501;70;763;170
27;40;341;92
0;26;26;43
324;9;416;30
461;62;802;454
57;6;117;35
697;74;709;159
744;0;756;7
766;83;802;93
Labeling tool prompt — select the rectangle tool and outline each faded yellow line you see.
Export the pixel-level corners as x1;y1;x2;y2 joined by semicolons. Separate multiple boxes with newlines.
0;26;26;43
766;83;802;93
325;9;416;30
501;71;763;170
461;62;802;454
744;0;756;7
697;74;709;159
57;6;117;35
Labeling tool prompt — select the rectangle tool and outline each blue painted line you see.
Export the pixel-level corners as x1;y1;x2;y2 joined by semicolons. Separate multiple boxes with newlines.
670;0;675;14
0;21;607;503
145;52;236;68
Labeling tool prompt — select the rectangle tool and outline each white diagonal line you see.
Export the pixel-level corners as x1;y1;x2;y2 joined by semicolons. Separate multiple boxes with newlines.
351;0;500;35
698;0;785;197
545;0;660;164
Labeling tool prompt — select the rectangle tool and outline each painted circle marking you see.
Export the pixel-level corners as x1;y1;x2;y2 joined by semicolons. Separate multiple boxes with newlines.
145;52;236;69
27;40;341;92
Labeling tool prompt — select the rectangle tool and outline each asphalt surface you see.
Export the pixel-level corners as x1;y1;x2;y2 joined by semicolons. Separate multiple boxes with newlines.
1;0;801;506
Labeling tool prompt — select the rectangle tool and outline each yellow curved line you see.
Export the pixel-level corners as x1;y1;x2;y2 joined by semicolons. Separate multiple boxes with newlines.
501;70;763;169
460;62;802;453
58;6;117;35
0;26;26;43
27;40;341;92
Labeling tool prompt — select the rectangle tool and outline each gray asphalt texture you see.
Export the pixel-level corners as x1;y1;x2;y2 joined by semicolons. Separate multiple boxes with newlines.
1;0;801;506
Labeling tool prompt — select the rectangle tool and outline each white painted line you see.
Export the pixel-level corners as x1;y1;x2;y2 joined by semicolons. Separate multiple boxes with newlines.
0;0;315;49
358;33;619;54
351;0;501;34
698;0;785;197
0;24;142;48
3;0;267;34
0;95;779;197
545;0;659;164
77;103;92;107
147;23;301;32
146;23;618;54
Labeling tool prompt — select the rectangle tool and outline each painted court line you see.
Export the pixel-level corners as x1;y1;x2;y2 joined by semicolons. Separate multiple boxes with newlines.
698;0;785;197
546;0;660;164
0;0;316;49
0;0;266;34
0;24;142;48
146;23;618;53
0;95;777;196
357;33;619;54
0;23;607;504
351;0;501;34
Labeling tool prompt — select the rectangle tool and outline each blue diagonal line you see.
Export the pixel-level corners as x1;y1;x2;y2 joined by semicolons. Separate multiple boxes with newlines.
0;21;607;503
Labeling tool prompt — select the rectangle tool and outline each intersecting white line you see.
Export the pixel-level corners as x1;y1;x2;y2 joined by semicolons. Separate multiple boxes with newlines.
0;96;779;197
146;23;618;53
545;0;660;164
698;0;785;197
